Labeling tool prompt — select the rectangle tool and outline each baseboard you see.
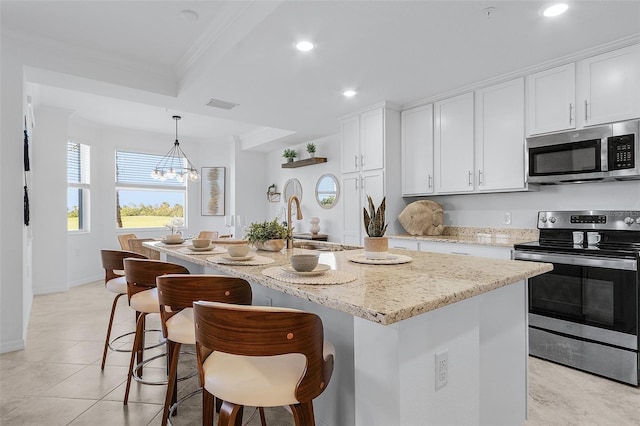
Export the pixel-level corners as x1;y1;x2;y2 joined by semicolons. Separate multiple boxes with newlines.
69;275;103;288
0;338;25;354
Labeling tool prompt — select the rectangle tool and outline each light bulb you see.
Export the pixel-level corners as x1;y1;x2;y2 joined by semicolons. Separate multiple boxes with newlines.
151;169;159;180
166;168;176;179
176;173;184;183
189;170;200;182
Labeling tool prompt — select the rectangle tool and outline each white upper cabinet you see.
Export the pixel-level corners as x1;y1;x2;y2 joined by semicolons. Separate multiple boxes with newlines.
475;78;525;192
401;104;434;195
434;92;475;194
341;115;360;173
576;43;640;127
526;63;576;136
341;107;385;173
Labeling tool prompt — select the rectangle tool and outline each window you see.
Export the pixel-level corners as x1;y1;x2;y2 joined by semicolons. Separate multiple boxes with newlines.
115;151;186;229
67;141;90;231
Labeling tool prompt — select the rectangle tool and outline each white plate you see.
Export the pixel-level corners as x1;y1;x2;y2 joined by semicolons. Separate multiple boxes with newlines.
220;253;256;261
280;263;331;276
162;239;185;245
188;245;214;252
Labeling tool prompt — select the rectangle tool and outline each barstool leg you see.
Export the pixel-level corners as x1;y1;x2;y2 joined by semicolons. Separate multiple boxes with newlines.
101;293;125;370
218;401;243;426
202;389;215;426
290;402;315;426
259;407;267;426
124;312;146;405
162;341;181;426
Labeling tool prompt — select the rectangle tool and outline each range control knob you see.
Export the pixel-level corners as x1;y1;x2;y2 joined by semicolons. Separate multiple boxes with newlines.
549;217;556;224
624;217;635;226
636;218;640;225
539;215;547;223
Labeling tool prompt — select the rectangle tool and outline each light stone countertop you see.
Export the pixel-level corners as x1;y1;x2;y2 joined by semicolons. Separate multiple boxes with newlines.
389;226;539;248
145;241;552;326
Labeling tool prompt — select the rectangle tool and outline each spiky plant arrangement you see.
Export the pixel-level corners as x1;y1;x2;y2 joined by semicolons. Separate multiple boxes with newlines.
363;196;387;237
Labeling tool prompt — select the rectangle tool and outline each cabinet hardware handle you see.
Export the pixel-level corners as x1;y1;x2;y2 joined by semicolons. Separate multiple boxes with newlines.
451;251;470;256
468;171;473;186
361;176;365;189
584;100;588;122
360;154;364;167
354;155;358;168
478;170;483;186
569;103;573;124
428;175;432;188
355;178;358;190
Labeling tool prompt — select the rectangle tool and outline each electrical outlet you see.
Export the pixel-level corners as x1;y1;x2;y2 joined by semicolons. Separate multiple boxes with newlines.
504;212;512;225
435;349;448;390
264;296;272;306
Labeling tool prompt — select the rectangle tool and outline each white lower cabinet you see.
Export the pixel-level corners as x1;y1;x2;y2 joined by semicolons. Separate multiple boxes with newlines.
388;238;419;251
419;241;512;260
342;171;385;246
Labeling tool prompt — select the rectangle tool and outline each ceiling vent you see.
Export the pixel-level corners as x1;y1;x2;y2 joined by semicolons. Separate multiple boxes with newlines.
206;98;239;110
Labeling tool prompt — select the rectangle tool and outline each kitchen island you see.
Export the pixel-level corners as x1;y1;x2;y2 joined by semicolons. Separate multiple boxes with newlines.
145;241;552;426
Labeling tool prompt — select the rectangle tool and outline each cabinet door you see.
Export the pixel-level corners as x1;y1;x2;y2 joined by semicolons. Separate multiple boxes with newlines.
361;170;384;206
401;104;434;195
341;116;360;173
526;63;575;135
360;107;385;171
419;241;512;259
434;92;475;194
577;44;640;126
475;78;525;192
342;174;361;245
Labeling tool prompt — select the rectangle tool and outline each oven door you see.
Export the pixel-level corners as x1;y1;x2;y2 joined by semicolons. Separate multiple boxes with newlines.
513;251;638;349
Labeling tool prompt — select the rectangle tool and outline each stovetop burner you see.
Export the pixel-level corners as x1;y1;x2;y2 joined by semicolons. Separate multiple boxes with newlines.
514;210;640;259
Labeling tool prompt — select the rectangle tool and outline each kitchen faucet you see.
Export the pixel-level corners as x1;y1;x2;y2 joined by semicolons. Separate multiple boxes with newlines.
286;195;303;249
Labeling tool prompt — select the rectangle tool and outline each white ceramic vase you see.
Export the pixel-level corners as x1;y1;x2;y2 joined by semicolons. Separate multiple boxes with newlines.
309;217;320;234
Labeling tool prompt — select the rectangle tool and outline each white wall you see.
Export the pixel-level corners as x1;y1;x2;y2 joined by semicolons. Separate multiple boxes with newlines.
266;134;343;242
406;180;640;230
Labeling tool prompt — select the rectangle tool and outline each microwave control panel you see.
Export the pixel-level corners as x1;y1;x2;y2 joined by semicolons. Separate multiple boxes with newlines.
608;134;634;170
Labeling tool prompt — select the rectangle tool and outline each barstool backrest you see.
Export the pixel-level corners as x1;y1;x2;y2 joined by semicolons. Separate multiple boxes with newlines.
101;249;147;283
123;258;189;299
197;231;218;240
118;234;137;250
193;301;334;403
156;274;252;338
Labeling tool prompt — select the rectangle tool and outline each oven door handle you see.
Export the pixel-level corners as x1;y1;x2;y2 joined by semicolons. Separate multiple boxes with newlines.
513;251;637;271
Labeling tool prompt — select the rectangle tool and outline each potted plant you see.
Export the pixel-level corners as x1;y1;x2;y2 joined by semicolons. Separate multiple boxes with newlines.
306;142;316;158
283;148;297;163
246;218;289;251
363;196;389;259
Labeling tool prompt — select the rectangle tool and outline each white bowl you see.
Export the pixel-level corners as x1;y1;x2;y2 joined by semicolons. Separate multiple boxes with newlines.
290;254;319;272
191;238;210;248
227;244;250;258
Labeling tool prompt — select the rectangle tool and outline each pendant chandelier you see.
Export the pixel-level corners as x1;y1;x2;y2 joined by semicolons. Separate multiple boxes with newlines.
151;115;199;182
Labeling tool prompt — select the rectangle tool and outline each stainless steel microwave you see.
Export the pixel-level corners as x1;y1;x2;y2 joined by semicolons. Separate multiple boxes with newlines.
526;120;640;184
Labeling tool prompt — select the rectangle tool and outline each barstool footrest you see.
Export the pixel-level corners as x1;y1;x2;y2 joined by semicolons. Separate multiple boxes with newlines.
108;329;164;353
132;351;198;385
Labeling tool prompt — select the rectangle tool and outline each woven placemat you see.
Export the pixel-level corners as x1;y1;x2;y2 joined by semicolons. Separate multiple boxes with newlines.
347;253;412;265
206;255;275;266
157;242;186;247
262;267;357;285
177;246;227;255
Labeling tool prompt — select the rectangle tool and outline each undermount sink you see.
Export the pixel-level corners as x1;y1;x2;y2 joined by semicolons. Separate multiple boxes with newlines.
293;241;360;251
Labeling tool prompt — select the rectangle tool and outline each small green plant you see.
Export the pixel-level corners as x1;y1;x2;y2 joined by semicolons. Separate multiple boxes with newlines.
283;148;297;160
363;195;387;237
306;142;316;154
245;218;289;244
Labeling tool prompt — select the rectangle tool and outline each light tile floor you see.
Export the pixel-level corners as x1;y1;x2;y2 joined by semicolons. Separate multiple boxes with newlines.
1;281;639;425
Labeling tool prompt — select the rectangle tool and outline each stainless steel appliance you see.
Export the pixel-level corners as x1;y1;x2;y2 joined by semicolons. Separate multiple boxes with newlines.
526;120;640;184
513;210;639;385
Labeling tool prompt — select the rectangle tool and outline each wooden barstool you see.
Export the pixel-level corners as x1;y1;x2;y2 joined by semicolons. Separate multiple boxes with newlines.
193;301;335;426
99;249;147;371
156;274;253;426
122;258;189;405
197;231;219;240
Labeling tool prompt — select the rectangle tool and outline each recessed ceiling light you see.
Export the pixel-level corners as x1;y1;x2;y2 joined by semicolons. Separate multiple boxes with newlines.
296;41;314;52
180;9;199;22
542;3;568;17
343;90;357;98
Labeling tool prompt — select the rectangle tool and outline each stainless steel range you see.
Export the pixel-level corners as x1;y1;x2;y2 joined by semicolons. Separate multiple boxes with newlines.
513;210;640;386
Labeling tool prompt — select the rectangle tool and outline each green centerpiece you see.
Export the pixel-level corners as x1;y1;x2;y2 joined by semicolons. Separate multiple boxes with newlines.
363;196;389;259
246;218;288;251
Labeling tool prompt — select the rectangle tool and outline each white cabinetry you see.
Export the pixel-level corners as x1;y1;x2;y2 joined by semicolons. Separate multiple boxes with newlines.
526;63;576;135
475;78;525;192
341;103;401;245
577;43;640;127
419;241;512;260
527;44;640;135
434;92;475;194
401;104;434;195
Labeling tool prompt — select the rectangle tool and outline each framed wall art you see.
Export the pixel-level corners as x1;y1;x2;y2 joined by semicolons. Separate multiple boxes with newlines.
201;167;225;216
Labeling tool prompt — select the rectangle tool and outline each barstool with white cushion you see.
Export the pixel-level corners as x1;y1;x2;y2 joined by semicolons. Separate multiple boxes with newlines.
122;258;190;405
156;274;253;426
99;250;147;371
193;301;335;426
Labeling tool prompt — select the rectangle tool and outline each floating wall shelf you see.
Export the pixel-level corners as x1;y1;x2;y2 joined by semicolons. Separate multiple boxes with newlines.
281;157;327;168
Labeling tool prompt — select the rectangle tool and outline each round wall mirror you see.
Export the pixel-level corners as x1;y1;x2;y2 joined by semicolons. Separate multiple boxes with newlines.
315;174;339;209
283;178;303;203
